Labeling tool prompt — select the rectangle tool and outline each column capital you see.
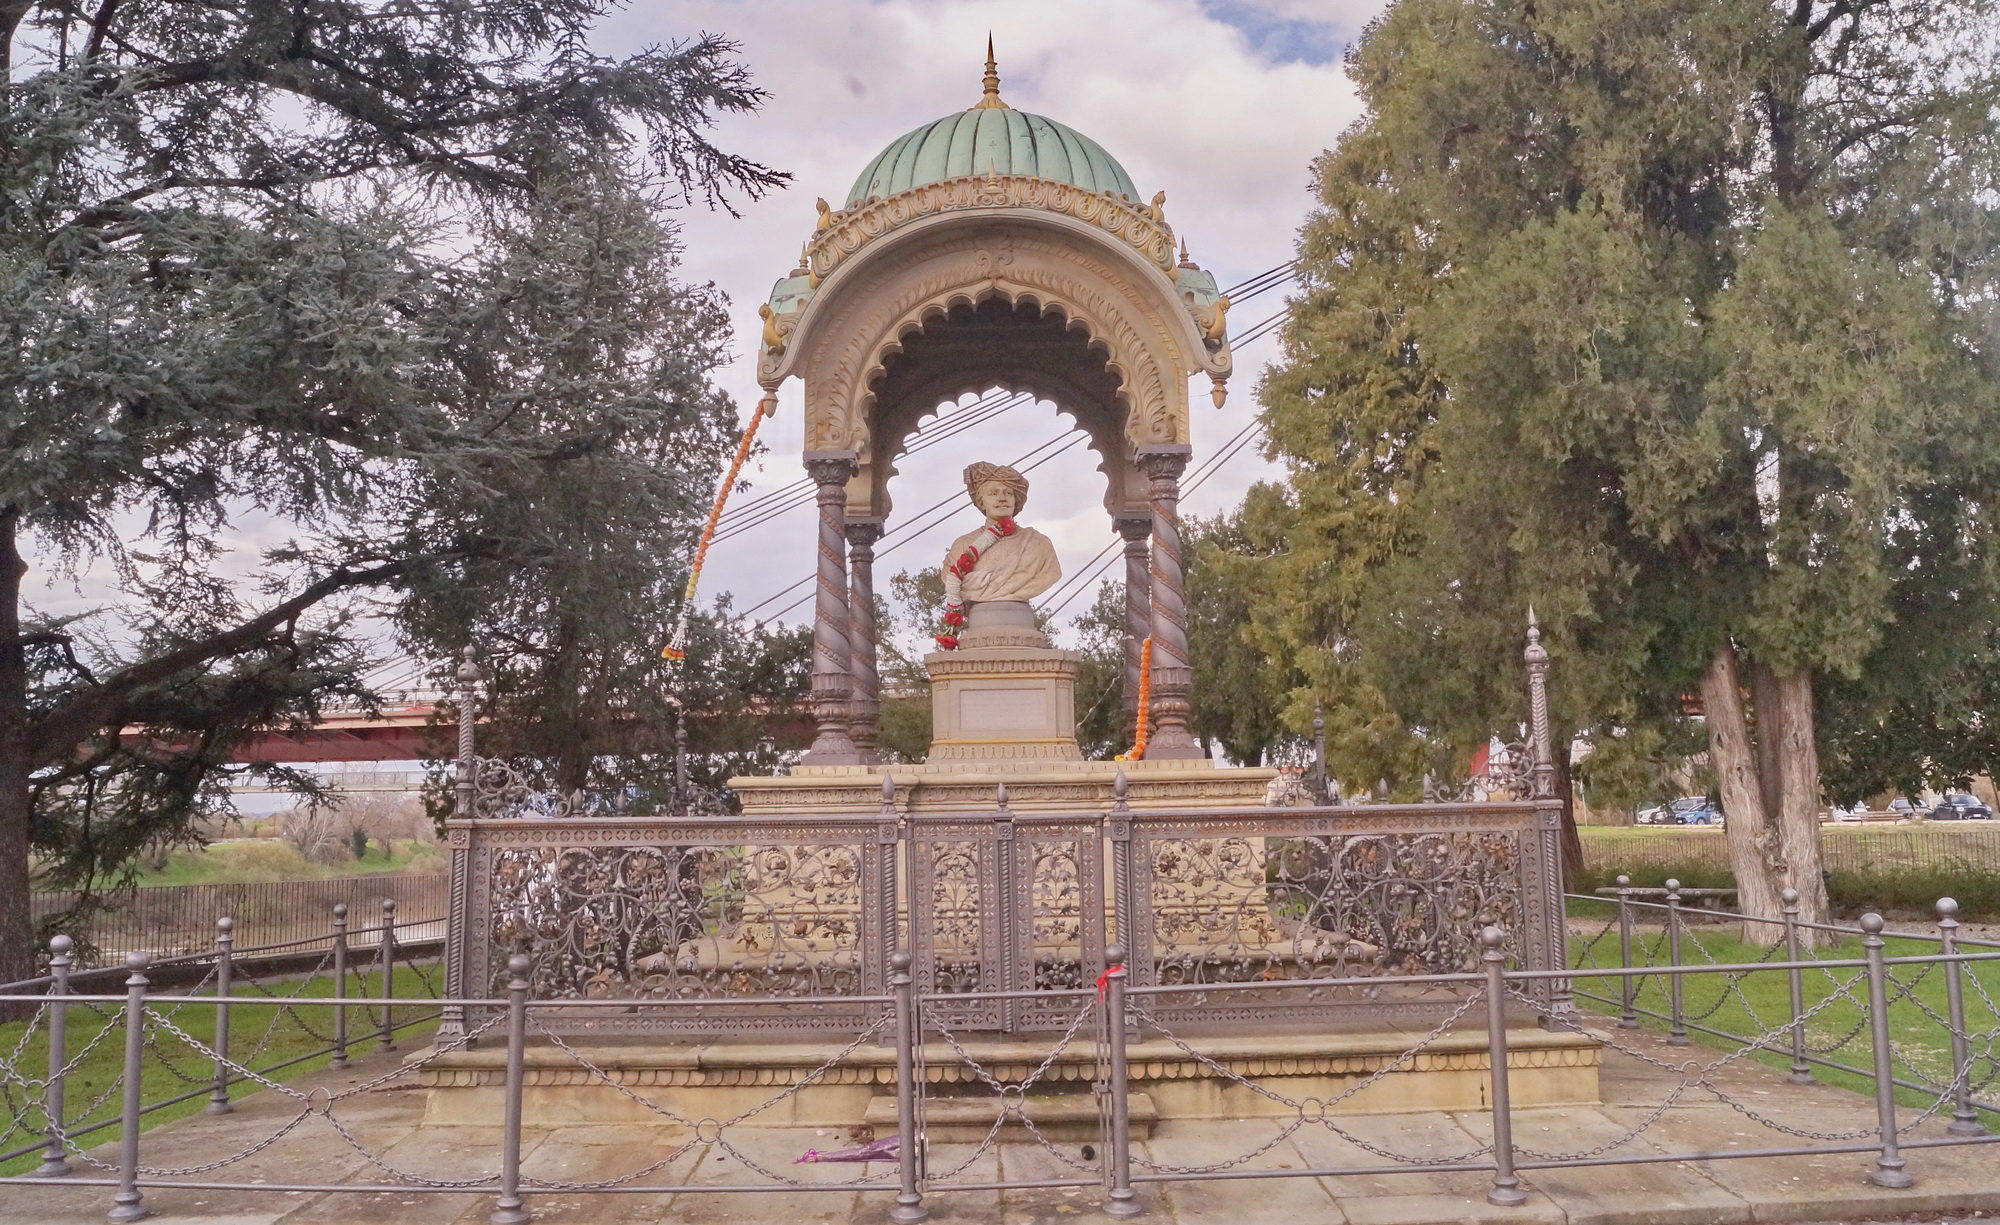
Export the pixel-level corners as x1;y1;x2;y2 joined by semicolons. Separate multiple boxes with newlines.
804;450;859;486
1134;443;1190;482
1113;514;1153;543
846;517;885;548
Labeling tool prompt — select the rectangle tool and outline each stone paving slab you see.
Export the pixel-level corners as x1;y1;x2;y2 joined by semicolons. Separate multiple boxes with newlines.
2;1021;1995;1225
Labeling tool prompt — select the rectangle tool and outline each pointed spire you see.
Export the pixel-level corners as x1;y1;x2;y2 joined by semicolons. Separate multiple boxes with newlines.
972;34;1010;109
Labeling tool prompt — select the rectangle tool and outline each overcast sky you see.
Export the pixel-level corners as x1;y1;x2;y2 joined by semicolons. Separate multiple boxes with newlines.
26;0;1388;673
603;0;1387;643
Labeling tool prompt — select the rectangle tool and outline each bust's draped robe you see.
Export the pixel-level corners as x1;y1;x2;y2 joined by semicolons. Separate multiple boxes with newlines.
945;523;1061;603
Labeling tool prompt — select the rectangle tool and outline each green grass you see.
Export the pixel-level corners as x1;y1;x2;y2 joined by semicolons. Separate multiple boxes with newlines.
0;962;440;1176
1567;899;2000;1129
1576;825;2000;917
129;838;444;886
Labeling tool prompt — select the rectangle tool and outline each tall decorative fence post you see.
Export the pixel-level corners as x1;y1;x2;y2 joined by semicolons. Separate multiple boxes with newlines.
377;898;397;1052
36;934;73;1178
489;953;531;1225
1938;898;1984;1136
1101;942;1140;1219
1523;611;1573;1019
1664;880;1689;1045
1615;875;1638;1028
207;916;234;1113
889;950;927;1225
994;784;1017;1033
874;775;902;1019
331;903;350;1069
1781;889;1812;1083
1107;771;1134;954
440;645;480;1045
1482;927;1526;1207
109;951;151;1223
1860;914;1913;1188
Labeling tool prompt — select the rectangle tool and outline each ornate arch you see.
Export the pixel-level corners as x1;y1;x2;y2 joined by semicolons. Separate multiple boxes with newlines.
766;206;1224;467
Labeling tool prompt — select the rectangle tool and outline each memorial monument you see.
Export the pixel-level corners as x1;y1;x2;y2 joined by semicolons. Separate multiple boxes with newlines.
729;41;1271;816
924;462;1083;761
422;48;1594;1137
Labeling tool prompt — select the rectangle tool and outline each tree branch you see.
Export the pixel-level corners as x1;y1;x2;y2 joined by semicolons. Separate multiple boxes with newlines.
26;552;460;769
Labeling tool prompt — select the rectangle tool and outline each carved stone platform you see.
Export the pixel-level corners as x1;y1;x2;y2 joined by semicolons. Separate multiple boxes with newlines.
414;1026;1600;1127
925;599;1083;762
730;756;1279;816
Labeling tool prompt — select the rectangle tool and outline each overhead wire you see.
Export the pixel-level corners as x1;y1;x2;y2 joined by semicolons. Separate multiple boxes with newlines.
1035;416;1267;620
714;261;1296;540
754;431;1091;622
710;389;1032;542
730;258;1302;620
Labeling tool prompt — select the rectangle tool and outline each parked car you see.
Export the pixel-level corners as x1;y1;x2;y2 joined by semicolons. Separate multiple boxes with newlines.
1638;796;1722;826
1932;792;1994;821
1887;797;1917;820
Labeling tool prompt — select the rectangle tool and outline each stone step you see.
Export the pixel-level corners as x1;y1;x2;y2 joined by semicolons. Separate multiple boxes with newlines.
863;1091;1157;1142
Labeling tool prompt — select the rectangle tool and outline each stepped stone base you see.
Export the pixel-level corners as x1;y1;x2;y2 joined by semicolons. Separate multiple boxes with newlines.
413;1027;1599;1128
862;1092;1158;1141
731;756;1279;816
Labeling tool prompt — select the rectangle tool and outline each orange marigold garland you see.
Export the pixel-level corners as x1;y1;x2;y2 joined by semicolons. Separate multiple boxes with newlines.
1115;636;1154;761
933;515;1016;650
663;396;775;664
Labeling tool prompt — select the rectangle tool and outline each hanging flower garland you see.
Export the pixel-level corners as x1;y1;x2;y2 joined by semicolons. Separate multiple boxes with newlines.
934;516;1017;650
662;396;775;665
1115;636;1154;761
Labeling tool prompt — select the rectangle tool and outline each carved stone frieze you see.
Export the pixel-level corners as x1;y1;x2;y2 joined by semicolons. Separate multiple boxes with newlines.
780;224;1214;457
807;173;1178;286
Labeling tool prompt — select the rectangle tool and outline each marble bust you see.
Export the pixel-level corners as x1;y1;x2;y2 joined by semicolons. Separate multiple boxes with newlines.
943;463;1061;603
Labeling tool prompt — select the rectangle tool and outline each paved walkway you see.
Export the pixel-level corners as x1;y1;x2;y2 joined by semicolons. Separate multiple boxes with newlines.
4;1023;1995;1225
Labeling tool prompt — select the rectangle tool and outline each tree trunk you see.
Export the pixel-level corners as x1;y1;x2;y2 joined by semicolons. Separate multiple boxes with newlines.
1748;662;1785;827
1697;642;1785;943
1769;668;1831;936
1553;728;1584;890
0;506;34;988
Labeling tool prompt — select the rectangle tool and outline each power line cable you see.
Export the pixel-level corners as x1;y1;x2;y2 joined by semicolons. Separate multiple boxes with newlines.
761;431;1091;622
712;389;1030;539
1035;418;1267;621
735;428;1085;620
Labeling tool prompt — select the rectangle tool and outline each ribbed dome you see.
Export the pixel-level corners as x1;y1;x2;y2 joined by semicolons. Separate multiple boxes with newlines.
845;106;1139;207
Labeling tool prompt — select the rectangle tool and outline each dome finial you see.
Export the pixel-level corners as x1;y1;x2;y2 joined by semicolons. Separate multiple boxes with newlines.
972;34;1009;110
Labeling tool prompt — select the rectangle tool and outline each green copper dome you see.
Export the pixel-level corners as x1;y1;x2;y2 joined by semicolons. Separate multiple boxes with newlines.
846;108;1139;206
844;49;1138;206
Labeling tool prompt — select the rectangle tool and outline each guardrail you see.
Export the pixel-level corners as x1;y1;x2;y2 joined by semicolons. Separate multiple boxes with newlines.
1;897;1993;1222
30;874;448;966
0;905;445;1178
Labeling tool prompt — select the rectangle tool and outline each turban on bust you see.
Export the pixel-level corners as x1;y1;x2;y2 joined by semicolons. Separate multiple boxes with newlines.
963;462;1030;514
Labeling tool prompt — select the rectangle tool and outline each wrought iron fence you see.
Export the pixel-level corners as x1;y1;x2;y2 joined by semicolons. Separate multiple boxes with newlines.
1;901;1994;1223
448;808;895;1038
444;778;1569;1037
29;875;448;968
1116;797;1563;1027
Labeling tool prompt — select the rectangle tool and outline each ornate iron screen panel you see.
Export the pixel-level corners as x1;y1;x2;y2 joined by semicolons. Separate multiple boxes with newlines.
1116;801;1564;1027
906;808;1105;1033
449;812;895;1035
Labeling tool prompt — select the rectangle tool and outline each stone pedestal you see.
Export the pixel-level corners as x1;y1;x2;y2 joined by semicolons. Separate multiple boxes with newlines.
926;599;1082;763
414;1026;1600;1127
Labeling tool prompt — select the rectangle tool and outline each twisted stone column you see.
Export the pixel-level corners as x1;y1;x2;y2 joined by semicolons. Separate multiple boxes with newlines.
846;519;885;764
1136;445;1201;759
1114;515;1153;747
804;453;862;765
